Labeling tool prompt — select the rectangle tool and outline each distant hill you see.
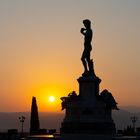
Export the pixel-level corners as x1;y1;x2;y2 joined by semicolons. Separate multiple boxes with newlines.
120;106;140;113
0;112;64;132
1;106;140;132
113;106;140;130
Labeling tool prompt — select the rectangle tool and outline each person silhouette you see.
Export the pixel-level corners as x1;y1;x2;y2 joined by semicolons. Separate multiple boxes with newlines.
81;19;93;75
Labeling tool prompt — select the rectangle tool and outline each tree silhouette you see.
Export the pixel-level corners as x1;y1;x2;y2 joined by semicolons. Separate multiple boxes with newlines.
30;96;40;134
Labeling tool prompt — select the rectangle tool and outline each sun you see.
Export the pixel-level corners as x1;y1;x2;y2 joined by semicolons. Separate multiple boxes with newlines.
49;96;55;102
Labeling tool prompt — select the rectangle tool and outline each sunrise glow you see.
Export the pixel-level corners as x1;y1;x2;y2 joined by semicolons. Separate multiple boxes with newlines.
0;1;140;113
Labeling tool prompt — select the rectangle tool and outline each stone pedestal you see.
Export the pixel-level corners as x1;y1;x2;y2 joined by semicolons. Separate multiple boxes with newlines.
60;73;117;134
78;75;101;102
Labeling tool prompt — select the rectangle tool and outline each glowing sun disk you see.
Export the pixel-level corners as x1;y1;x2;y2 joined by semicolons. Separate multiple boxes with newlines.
49;96;55;102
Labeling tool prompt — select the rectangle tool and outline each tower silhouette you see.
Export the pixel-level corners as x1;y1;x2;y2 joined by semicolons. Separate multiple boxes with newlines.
30;97;40;134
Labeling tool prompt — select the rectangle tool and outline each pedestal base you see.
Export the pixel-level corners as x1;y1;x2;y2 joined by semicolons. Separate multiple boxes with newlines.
60;73;118;135
61;121;116;134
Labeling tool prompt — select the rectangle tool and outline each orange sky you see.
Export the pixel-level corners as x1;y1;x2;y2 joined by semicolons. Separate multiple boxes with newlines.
0;0;140;112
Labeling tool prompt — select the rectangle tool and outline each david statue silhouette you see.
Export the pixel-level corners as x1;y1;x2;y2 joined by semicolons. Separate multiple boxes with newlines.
81;19;94;76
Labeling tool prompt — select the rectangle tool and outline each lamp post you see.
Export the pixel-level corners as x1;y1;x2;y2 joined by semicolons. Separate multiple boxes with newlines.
130;115;137;132
19;116;26;137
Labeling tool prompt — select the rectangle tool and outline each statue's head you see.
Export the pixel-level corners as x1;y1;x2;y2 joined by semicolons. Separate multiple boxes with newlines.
83;19;91;28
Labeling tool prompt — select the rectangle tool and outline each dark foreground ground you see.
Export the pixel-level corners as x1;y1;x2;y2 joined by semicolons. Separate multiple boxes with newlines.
1;133;140;140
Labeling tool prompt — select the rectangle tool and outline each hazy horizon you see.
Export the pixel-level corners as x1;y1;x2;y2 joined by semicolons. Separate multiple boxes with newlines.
1;105;140;113
1;106;140;132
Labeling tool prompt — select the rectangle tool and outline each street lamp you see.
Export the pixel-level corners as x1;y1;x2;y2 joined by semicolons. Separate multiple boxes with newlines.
19;116;26;137
130;115;137;132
